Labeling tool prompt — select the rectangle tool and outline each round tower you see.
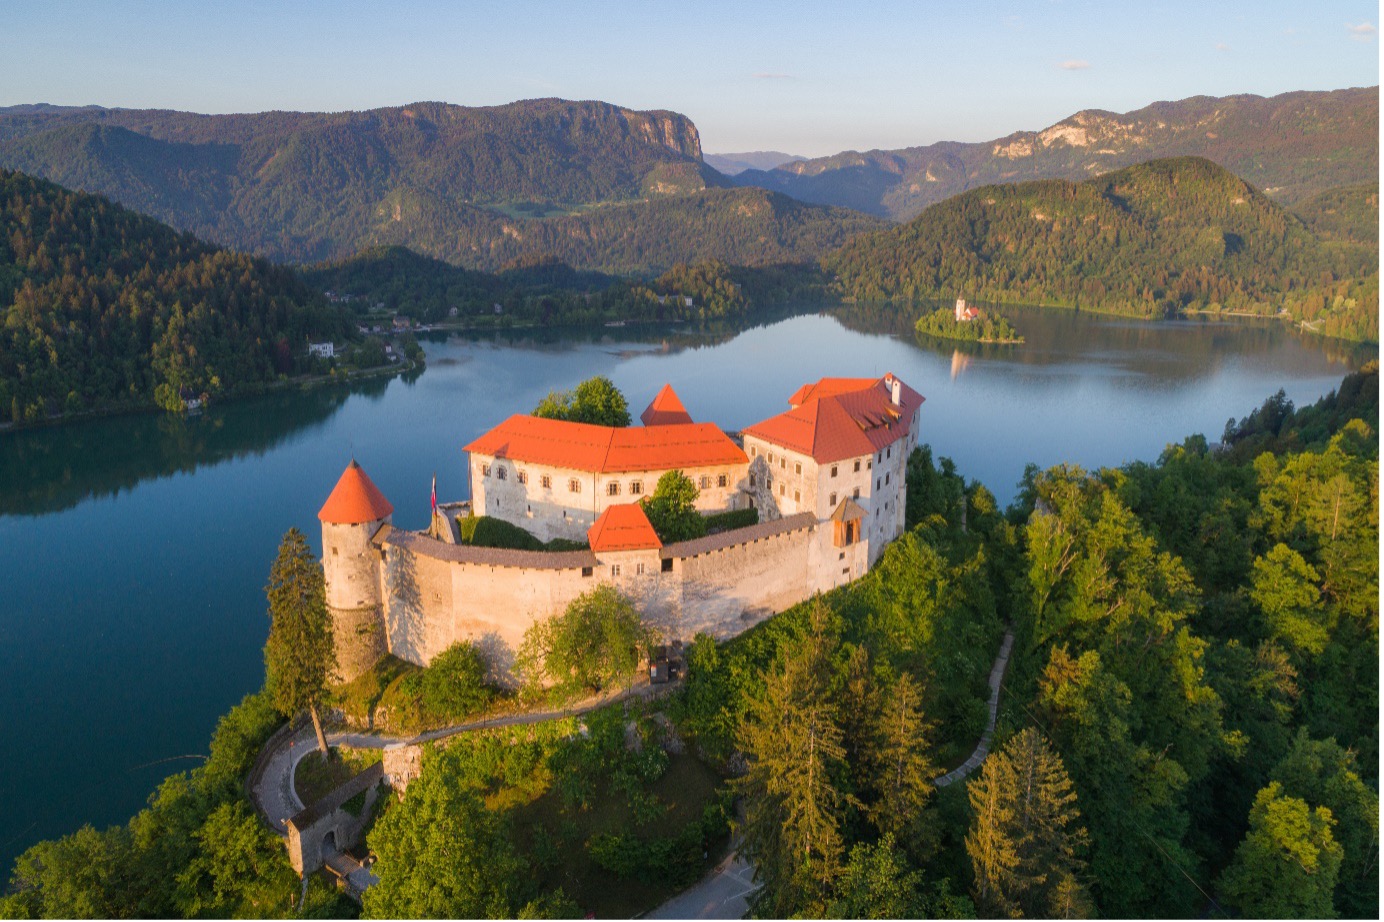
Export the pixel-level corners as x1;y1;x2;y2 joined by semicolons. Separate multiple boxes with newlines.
319;459;394;682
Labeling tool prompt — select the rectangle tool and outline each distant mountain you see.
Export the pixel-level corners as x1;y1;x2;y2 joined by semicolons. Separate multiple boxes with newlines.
0;170;350;423
827;157;1378;342
0;99;875;271
703;151;806;175
735;88;1379;220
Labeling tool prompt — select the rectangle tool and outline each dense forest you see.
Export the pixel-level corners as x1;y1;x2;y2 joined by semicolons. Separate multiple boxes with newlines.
3;366;1374;919
829;157;1380;342
0;100;881;271
0;170;351;424
733;86;1379;220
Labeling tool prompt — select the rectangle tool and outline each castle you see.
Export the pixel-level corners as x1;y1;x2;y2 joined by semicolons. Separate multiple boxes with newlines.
319;373;925;682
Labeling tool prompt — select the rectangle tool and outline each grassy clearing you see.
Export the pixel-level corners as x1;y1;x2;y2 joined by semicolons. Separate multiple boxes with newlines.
295;746;383;806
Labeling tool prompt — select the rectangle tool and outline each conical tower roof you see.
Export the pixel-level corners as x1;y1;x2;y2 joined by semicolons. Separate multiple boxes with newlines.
640;384;694;426
319;460;394;524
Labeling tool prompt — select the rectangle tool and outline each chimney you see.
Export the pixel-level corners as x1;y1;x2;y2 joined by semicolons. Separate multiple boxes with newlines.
891;377;901;406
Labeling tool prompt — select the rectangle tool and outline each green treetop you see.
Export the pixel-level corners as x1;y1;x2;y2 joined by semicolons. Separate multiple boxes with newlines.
263;528;336;755
532;375;631;427
641;470;707;543
1218;781;1344;919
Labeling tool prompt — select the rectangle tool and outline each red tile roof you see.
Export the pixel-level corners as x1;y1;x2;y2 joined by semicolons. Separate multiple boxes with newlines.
640;384;694;426
319;460;395;524
588;503;662;552
743;373;925;464
465;415;747;474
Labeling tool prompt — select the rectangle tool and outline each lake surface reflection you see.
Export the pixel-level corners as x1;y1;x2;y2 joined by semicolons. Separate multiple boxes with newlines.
0;304;1370;869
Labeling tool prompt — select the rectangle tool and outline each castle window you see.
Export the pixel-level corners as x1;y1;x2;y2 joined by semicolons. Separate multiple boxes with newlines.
794;489;801;503
831;465;838;477
482;463;491;477
867;458;872;469
611;564;621;577
885;472;890;485
518;471;528;484
581;566;593;577
887;446;892;459
829;492;837;506
636;562;645;576
631;480;643;495
876;478;881;490
608;482;621;496
662;557;674;572
795;462;802;475
854;459;861;472
750;446;757;457
569;479;581;493
779;484;785;497
853;487;860;499
497;466;507;481
541;474;551;489
749;474;756;488
718;474;728;488
780;458;786;470
699;474;711;489
767;452;774;463
331;546;338;556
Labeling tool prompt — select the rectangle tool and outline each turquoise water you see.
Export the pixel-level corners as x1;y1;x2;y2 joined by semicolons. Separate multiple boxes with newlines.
0;305;1369;871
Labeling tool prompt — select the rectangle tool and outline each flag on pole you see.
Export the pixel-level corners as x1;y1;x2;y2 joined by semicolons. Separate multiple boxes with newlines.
430;472;437;514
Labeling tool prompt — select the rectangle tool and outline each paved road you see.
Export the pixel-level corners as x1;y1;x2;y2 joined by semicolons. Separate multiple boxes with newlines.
645;851;759;920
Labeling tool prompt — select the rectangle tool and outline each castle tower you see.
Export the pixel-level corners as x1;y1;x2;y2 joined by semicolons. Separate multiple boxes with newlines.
319;460;394;682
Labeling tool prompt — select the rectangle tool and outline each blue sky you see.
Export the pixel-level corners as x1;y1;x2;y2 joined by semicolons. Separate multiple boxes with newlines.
1;0;1377;156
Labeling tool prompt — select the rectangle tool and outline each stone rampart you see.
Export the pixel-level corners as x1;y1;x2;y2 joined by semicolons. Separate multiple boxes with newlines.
285;762;385;876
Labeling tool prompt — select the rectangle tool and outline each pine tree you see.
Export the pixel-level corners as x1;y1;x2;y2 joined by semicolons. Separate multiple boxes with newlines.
735;603;851;917
867;672;937;841
263;528;336;755
965;727;1091;918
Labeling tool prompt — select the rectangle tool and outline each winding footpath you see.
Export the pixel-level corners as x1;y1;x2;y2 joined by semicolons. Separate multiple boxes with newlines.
251;679;667;834
250;629;1015;919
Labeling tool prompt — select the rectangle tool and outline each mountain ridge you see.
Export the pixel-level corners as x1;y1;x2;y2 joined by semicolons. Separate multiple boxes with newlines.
734;87;1379;220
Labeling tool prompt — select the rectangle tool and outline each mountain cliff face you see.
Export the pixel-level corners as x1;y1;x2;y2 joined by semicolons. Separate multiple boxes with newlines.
0;98;738;265
735;87;1379;220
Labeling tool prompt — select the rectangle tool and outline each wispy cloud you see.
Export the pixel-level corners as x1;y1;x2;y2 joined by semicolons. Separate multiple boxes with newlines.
1214;42;1231;52
753;72;796;80
1059;59;1090;70
1347;22;1377;40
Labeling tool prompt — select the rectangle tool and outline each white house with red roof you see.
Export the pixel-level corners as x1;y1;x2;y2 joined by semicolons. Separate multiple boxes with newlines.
317;374;924;682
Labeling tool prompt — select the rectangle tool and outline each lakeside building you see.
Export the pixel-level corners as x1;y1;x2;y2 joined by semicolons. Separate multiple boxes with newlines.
319;374;924;681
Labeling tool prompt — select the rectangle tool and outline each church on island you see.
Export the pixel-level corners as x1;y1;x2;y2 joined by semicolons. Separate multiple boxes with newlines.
319;373;925;681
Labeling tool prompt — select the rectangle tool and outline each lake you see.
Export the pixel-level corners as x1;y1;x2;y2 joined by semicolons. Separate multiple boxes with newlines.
0;304;1371;870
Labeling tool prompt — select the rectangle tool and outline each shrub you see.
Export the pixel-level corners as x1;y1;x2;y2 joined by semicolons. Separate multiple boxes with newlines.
703;507;758;533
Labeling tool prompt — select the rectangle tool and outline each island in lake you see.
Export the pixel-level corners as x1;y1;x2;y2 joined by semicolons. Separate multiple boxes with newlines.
915;298;1025;344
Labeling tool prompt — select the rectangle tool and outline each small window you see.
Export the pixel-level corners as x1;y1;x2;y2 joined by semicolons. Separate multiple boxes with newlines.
839;551;845;560
795;462;802;475
767;452;775;463
636;562;645;576
331;546;338;556
717;474;728;488
630;480;643;495
661;557;674;573
831;465;838;477
581;566;593;577
829;492;837;506
794;489;801;503
780;458;786;470
608;482;620;496
854;459;861;472
867;458;872;469
885;472;890;485
748;497;756;509
482;463;491;477
497;466;507;481
842;567;850;576
750;446;757;457
876;478;881;490
541;474;552;489
611;564;621;577
887;446;892;459
569;479;581;493
779;484;786;497
699;475;711;489
518;471;528;484
853;487;860;499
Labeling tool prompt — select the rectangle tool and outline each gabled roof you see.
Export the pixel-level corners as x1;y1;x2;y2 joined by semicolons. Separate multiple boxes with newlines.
829;498;868;522
640;384;694;426
464;415;746;474
319;460;394;524
588;503;662;552
743;373;925;464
